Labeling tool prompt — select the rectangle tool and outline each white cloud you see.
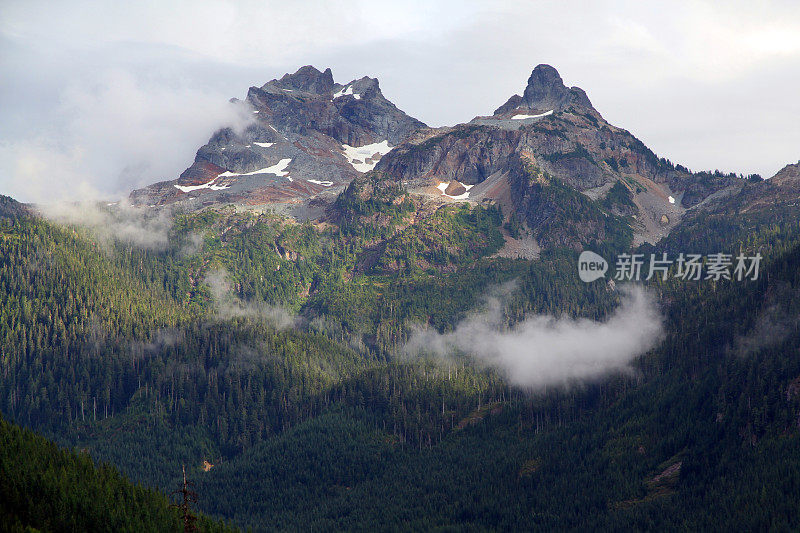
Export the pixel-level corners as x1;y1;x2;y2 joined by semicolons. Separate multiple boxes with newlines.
0;68;252;202
39;199;174;250
205;267;298;329
404;284;663;389
1;0;799;201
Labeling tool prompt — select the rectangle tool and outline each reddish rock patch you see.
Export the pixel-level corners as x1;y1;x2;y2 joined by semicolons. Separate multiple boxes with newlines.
177;161;227;187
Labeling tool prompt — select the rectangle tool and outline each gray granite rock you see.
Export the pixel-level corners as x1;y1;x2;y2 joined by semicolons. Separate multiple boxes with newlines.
494;64;594;115
131;66;425;207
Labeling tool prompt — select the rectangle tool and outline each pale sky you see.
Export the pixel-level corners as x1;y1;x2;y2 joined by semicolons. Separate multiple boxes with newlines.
1;0;799;202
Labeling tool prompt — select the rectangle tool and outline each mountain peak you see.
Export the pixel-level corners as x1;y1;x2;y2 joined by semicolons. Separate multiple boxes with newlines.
494;64;594;115
131;65;425;207
523;64;568;109
771;161;800;187
270;65;335;94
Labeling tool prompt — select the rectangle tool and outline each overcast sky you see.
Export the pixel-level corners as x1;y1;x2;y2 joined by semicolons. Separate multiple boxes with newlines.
1;0;799;202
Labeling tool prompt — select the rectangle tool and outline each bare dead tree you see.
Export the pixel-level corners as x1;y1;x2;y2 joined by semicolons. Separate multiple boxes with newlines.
171;465;199;533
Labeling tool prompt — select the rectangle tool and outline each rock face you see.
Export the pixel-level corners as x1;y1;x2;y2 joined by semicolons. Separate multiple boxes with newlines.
376;64;743;247
494;64;593;115
771;161;800;188
131;66;425;207
132;62;751;248
444;181;467;196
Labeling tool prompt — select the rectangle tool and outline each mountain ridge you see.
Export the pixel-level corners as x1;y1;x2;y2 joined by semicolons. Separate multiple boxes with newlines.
130;65;425;208
131;63;757;250
2;61;800;529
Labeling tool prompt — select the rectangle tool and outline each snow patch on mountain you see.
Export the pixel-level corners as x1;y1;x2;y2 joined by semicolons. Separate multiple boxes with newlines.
307;179;333;187
341;141;392;172
215;158;292;179
174;159;293;192
437;181;474;200
253;142;274;148
511;110;553;120
333;85;361;100
174;178;230;193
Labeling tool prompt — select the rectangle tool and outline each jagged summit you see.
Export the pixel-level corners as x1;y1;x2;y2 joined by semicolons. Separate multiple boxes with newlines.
494;64;594;116
131;66;425;208
270;65;335;94
265;66;383;101
243;66;419;146
379;63;750;247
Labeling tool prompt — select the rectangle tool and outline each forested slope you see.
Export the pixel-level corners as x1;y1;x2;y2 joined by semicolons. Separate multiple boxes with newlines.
1;171;800;530
0;414;233;532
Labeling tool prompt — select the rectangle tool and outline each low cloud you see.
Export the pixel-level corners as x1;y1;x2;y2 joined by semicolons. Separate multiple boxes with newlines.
204;267;298;330
1;64;255;250
129;328;185;361
0;68;253;204
404;284;663;389
39;199;174;250
729;292;797;357
179;232;205;257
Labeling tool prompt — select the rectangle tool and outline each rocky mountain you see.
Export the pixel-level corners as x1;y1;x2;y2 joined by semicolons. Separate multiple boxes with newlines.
376;64;742;247
130;66;425;208
771;161;800;188
133;63;755;250
6;63;800;533
493;64;593;115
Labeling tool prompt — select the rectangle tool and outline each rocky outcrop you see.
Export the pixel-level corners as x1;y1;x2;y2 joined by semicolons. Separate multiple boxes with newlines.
378;126;522;185
374;64;745;247
444;181;467;196
494;64;593;115
771;161;800;188
0;195;27;220
131;66;425;207
273;65;335;94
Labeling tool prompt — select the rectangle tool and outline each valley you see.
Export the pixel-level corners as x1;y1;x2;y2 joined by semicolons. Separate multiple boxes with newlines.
2;63;800;531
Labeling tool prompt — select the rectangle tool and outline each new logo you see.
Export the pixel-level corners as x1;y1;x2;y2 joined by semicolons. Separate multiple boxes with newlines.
578;251;608;282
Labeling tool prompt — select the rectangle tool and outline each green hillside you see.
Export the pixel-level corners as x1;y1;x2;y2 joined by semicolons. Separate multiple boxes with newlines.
1;175;800;530
0;414;233;532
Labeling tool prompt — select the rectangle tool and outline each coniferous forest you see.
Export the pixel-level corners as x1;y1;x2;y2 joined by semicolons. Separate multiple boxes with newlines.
2;7;800;527
2;168;800;530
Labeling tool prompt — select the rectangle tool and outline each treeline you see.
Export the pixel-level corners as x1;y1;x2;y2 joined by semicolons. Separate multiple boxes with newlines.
0;414;234;532
190;200;800;531
3;175;800;530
